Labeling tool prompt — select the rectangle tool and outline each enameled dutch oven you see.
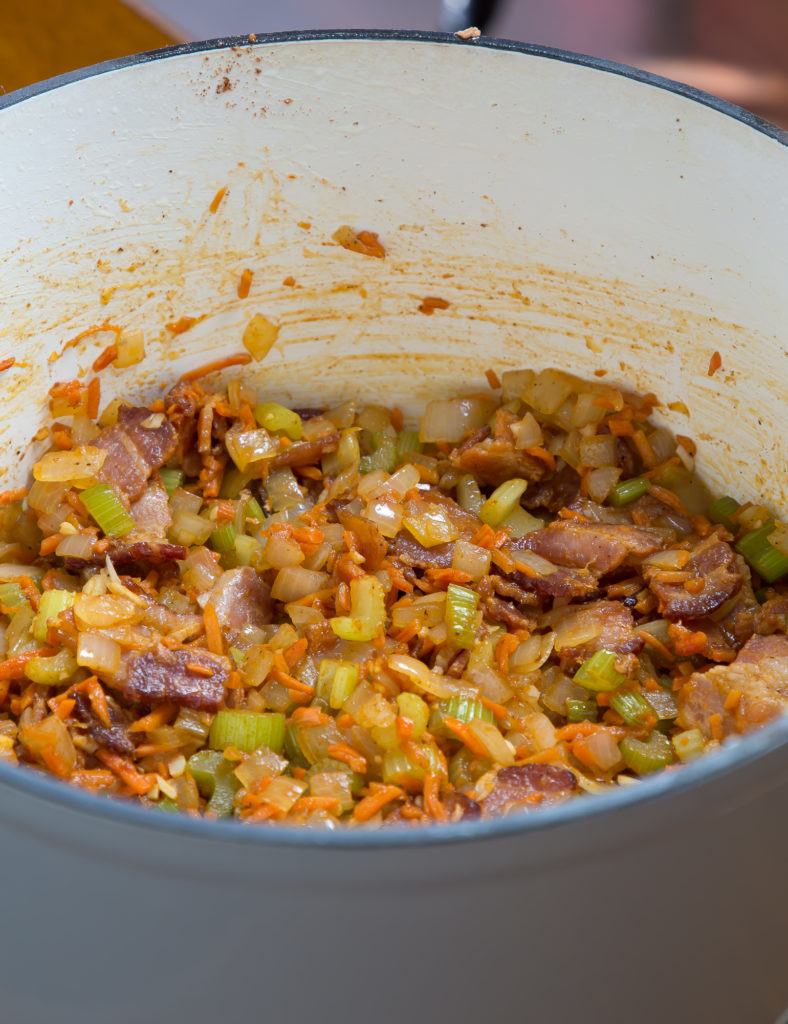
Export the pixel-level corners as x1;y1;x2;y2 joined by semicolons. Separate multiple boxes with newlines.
1;32;787;1024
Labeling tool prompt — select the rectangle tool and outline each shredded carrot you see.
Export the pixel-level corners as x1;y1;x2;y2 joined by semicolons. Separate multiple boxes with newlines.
648;483;690;517
186;662;215;677
668;623;707;657
513;559;538;578
0;357;15;373
393;621;420;645
636;628;676;662
491;548;516;574
606;418;635;436
517;746;562;764
86;377;101;419
70;769;116;790
291;706;332;725
203;602;224;656
181;352;251;381
209;186;227;214
425;567;473;587
484;368;501;390
683;578;706;594
396;715;415;741
292;795;341;814
96;748;153;794
708;713;724;742
471;524;498;550
39;535;61;557
479;695;509;721
129;704;177;733
92;343;118;372
524;445;557;471
326;741;367;774
708;350;722;376
442;716;490;757
423;773;448;821
83;677;111;728
494;632;519;673
237;267;254;299
352;783;403;822
391;406;404;431
52;698;76;720
724;688;742;712
271;666;314;694
0;487;27;504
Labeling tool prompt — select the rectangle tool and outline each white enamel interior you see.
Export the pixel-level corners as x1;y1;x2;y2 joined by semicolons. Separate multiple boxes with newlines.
2;38;787;510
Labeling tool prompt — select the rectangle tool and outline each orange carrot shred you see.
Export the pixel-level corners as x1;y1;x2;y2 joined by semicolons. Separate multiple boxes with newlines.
708;713;724;742
352;783;403;823
86;377;101;419
442;716;489;757
237;267;254;299
181;353;251;382
724;688;742;712
0;357;15;373
92;344;118;372
96;748;153;794
203;602;224;656
0;487;27;504
708;351;722;376
326;742;367;774
129;704;177;733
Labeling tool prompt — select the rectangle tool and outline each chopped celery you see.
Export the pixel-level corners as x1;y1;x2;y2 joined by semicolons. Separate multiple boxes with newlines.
245;496;266;524
610;690;657;729
619;731;674;774
330;575;386;642
735;524;788;583
305;757;364;794
253;402;303;441
499;506;543;538
566;698;597;723
33;589;75;644
158;468;184;497
209;710;286;754
457;475;484;516
359;430;397;474
396;430;422;463
23;648;78;685
672;728;706;762
574;650;627;693
229;646;246;665
382;744;442;789
80;482;135;537
0;582;25;609
231;534;261;568
210;522;237;554
480;478;528;528
396;692;430;739
284;723;310;769
156;797;180;813
607;476;650;507
448;746;492;789
445;583;480;649
329;663;359;710
430;695;494;736
187;749;239;817
707;495;739;532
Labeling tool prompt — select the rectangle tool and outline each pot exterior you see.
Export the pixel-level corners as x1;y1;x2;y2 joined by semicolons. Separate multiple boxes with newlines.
1;35;787;1024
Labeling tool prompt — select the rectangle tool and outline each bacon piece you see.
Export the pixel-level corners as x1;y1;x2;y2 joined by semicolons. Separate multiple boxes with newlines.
336;510;387;571
549;599;642;664
207;567;274;643
481;763;577;817
124;644;230;711
522;463;581;514
95;406;177;502
449;425;549;488
72;692;134;756
645;535;743;620
443;790;482;821
513;521;663;575
390;533;454;570
677;633;788;737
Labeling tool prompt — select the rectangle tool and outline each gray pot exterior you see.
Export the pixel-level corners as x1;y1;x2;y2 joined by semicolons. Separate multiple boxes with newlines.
2;737;785;1024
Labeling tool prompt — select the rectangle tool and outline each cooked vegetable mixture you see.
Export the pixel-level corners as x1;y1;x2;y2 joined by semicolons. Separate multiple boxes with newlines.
0;364;786;828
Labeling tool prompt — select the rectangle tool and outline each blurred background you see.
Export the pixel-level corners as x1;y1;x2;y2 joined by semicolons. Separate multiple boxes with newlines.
2;0;788;127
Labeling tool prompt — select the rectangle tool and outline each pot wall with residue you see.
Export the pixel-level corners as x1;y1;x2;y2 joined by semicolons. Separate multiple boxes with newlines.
3;38;788;508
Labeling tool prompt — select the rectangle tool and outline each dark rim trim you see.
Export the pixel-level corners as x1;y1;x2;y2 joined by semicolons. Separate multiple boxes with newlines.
1;29;786;847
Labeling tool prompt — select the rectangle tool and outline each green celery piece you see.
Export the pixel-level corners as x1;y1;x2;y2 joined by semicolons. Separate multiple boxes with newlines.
735;524;788;583
304;757;364;794
429;696;493;736
0;582;25;609
574;650;627;693
33;589;75;644
80;483;135;537
396;430;422;463
284;723;310;770
232;534;261;567
382;744;442;788
607;476;650;507
395;692;430;738
610;690;657;729
158;468;184;497
23;648;78;685
457;475;484;516
156;797;180;813
480;478;529;528
329;663;359;710
209;709;286;754
211;522;237;554
245;496;266;524
566;698;597;723
619;731;674;774
359;431;397;474
187;750;239;817
445;583;480;649
707;495;739;532
254;402;303;441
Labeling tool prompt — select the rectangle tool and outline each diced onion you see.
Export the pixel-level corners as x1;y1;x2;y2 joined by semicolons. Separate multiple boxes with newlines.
73;594;138;630
33;446;106;484
585;466;621;504
260;776;306;812
265;534;305;569
242;313;279;362
509;632;555;675
270;567;329;603
510;411;543;449
224;427;277;471
77;631;122;674
419;396;497;444
387;653;459;699
466;719;515;766
115;328;146;368
452;538;491;581
579;434;618;469
55;533;96;560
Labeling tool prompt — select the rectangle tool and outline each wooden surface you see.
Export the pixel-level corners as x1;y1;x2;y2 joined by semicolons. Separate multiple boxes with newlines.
0;0;176;97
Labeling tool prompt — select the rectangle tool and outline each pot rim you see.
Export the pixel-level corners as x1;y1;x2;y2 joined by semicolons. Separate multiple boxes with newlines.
1;29;786;848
